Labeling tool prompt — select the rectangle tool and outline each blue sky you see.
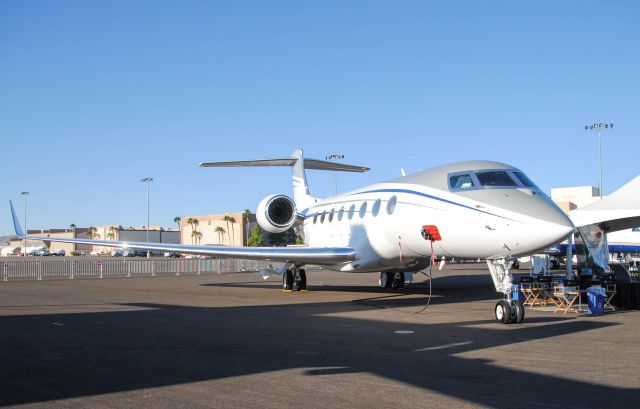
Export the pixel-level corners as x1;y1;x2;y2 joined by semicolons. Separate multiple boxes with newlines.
1;1;638;235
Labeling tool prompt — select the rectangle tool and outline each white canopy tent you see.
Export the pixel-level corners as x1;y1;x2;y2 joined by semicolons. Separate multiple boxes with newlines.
569;175;640;233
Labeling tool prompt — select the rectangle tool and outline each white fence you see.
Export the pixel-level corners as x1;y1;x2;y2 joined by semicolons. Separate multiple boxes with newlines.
1;258;275;282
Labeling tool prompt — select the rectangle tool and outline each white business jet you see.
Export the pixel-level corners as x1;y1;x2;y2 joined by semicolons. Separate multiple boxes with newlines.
9;148;574;324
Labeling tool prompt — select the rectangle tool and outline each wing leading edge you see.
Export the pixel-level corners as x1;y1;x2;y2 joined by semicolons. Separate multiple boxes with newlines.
8;201;355;265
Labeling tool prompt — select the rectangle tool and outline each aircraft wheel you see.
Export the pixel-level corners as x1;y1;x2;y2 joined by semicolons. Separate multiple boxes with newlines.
298;269;307;291
510;299;525;324
512;260;520;270
392;272;405;289
379;272;393;289
495;300;512;324
282;270;293;291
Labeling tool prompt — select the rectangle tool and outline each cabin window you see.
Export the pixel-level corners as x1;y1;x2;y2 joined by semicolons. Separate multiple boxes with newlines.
359;202;367;218
320;210;326;223
313;213;318;224
348;204;356;220
328;208;335;222
450;173;475;190
386;195;397;215
338;206;345;221
513;171;539;189
372;199;381;216
476;171;518;187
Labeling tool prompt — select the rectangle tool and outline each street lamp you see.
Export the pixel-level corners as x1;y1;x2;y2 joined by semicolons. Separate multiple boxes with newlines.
584;122;614;198
325;154;344;195
141;177;153;256
20;192;29;256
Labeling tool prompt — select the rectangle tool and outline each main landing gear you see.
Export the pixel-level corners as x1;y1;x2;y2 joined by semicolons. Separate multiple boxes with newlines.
379;272;405;289
282;268;307;292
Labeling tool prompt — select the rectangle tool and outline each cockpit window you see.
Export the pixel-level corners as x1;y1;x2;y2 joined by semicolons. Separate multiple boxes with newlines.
476;171;518;187
450;173;475;189
512;171;539;189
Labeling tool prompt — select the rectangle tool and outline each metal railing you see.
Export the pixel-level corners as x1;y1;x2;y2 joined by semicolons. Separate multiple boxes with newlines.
1;258;275;282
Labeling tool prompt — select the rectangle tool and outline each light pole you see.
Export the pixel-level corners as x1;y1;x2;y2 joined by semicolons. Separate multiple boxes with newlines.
141;177;153;256
325;154;344;195
584;122;614;198
20;192;29;256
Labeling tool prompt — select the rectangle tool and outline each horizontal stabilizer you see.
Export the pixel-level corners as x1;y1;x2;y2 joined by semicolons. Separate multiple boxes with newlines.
200;157;369;173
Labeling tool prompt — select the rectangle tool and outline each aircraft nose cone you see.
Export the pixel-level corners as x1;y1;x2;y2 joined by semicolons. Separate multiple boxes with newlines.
522;207;574;254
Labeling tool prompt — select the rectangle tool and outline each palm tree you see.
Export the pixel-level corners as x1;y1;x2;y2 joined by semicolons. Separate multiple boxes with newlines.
215;226;226;245
70;223;76;237
173;216;182;243
107;226;118;241
186;218;198;245
191;229;200;245
223;215;232;245
87;226;99;240
242;209;251;246
228;216;236;245
195;231;203;245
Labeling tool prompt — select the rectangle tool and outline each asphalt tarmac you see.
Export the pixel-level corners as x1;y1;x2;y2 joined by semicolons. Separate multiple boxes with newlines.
1;264;638;408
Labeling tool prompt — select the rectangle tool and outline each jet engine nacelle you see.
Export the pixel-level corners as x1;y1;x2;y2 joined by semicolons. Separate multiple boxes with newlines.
256;194;297;234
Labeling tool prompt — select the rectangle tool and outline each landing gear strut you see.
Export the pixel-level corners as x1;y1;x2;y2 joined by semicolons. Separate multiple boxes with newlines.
283;267;307;292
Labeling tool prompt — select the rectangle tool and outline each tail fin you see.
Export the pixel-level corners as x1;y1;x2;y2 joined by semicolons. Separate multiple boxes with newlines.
199;147;369;209
9;200;26;238
290;148;315;210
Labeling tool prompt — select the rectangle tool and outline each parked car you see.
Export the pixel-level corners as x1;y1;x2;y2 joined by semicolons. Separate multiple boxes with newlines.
89;250;108;256
111;249;124;257
164;252;180;258
33;249;49;256
50;249;66;256
123;249;137;257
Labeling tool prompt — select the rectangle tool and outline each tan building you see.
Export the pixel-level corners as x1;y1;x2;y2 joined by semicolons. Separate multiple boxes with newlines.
550;186;601;211
179;212;255;247
10;228;91;255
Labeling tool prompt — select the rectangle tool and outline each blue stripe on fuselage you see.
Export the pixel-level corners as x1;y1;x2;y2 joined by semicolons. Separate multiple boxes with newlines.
301;188;517;221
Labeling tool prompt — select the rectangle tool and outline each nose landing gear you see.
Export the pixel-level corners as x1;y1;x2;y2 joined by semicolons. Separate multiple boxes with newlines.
495;299;525;324
488;258;525;324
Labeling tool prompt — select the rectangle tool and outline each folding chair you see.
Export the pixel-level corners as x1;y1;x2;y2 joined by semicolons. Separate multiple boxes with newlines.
530;281;547;306
604;283;616;311
553;285;579;314
519;279;535;306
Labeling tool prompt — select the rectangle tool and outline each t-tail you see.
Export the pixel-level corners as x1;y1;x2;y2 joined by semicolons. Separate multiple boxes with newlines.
199;148;369;210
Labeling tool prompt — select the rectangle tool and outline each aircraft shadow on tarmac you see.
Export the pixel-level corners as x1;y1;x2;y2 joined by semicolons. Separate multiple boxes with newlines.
202;273;506;307
0;297;637;408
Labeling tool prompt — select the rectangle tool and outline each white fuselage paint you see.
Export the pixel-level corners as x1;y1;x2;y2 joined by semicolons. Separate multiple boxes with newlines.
301;181;573;273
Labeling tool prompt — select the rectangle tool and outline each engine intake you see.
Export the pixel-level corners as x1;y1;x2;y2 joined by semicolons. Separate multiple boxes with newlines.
256;194;297;233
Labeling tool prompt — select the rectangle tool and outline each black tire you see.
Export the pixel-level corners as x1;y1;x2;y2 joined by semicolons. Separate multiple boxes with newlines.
510;299;525;324
512;260;520;270
298;269;307;291
379;272;393;289
282;270;293;291
495;300;512;324
392;272;405;289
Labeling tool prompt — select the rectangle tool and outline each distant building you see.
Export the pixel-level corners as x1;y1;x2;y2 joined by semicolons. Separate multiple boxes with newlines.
550;186;601;212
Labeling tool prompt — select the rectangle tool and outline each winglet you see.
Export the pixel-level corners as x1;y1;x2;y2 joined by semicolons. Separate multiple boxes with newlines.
9;200;25;238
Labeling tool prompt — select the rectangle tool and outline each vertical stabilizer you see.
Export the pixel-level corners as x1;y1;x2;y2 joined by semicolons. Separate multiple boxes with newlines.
291;148;316;210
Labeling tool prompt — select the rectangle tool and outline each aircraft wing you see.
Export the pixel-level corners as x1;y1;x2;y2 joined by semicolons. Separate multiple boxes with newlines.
8;201;355;265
